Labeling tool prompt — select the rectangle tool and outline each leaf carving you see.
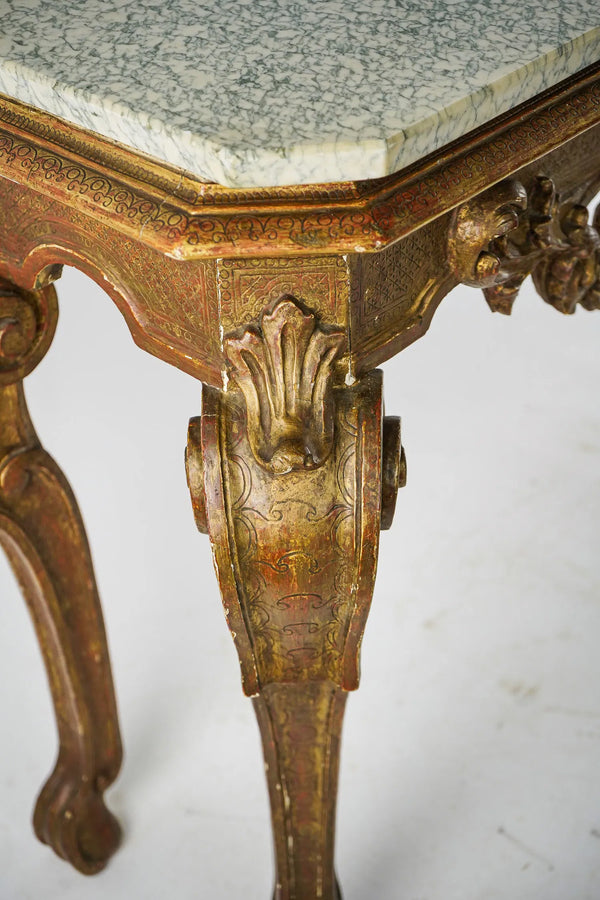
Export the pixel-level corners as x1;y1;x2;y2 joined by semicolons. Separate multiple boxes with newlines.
449;176;600;315
224;296;344;474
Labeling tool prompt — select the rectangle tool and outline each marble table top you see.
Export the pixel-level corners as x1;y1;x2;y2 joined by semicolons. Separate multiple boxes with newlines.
0;1;599;188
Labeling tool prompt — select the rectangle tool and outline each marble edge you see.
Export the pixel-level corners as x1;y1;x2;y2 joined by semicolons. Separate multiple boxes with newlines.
384;33;600;175
0;28;599;188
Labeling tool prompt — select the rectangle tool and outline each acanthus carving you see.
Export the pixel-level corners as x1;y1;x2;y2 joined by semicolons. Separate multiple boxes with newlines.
224;295;345;474
449;176;600;315
533;199;600;313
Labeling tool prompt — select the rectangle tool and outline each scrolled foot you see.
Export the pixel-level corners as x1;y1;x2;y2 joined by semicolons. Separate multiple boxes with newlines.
0;279;123;874
33;759;121;875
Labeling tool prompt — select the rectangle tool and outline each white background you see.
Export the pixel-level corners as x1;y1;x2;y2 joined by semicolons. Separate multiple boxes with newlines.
0;265;599;899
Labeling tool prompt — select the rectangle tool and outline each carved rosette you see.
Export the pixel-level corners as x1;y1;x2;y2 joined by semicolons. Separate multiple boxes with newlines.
533;201;600;313
449;176;600;315
224;296;345;475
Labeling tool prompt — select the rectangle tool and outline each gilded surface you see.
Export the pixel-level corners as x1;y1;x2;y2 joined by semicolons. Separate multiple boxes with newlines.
225;297;345;474
200;368;383;690
0;178;221;381
192;353;386;898
1;59;600;898
217;255;350;331
0;279;122;874
449;175;600;314
254;682;345;900
1;72;600;390
350;220;453;371
1;65;600;258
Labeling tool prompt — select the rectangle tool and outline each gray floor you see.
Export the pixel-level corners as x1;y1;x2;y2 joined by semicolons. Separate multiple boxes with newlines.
0;266;599;900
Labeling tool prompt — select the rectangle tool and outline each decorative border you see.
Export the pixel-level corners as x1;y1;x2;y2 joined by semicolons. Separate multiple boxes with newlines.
1;63;600;259
217;256;350;331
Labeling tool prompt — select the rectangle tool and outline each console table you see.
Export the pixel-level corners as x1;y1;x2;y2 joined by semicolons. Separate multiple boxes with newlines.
1;2;600;897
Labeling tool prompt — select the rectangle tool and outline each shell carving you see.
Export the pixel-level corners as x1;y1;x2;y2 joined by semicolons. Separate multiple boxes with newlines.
224;296;345;474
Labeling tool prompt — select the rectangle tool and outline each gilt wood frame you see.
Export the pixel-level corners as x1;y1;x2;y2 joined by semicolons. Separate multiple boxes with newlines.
1;63;599;384
1;61;600;899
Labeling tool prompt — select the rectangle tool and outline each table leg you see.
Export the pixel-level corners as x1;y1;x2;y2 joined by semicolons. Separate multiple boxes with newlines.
186;296;404;899
0;279;122;874
254;682;346;900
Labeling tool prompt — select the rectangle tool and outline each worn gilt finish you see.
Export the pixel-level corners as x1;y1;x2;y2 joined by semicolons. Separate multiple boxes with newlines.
0;279;122;874
1;60;600;899
224;297;345;474
1;61;600;258
449;175;600;314
186;297;402;898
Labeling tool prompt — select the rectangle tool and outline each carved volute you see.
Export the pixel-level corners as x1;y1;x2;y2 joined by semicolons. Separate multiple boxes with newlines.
0;279;57;383
186;293;402;900
449;176;600;315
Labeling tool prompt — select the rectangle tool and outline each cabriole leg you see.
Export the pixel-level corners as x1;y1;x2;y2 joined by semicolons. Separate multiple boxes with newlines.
187;295;405;899
0;278;122;874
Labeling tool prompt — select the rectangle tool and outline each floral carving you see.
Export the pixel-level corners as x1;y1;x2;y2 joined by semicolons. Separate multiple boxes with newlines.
532;201;600;313
224;295;345;474
449;175;600;315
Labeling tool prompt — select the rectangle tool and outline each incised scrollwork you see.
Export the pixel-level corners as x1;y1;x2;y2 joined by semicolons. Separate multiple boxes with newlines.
0;47;599;900
186;293;404;899
2;65;600;261
449;175;600;315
